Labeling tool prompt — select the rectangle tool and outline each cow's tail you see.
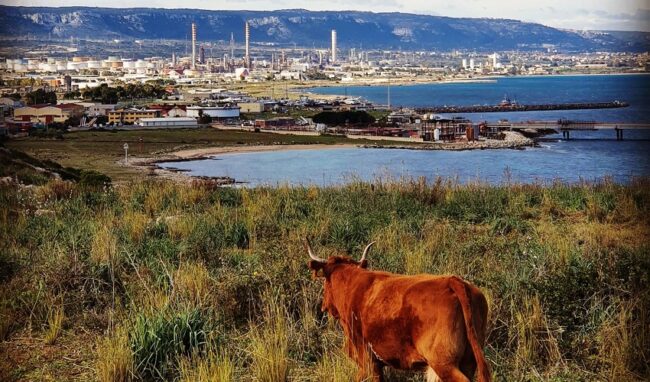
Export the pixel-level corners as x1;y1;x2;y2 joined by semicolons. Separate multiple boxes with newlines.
449;276;491;382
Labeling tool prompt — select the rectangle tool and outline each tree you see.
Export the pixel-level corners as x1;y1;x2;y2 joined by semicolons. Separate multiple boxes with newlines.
63;90;81;99
25;89;57;105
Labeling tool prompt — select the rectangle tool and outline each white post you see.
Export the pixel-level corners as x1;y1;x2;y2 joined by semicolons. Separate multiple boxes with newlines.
123;143;129;164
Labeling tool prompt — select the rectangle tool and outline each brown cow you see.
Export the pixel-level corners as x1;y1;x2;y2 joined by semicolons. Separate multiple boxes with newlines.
306;239;490;382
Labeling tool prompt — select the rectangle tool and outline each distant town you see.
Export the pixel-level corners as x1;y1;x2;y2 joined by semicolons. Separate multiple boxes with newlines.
1;20;648;145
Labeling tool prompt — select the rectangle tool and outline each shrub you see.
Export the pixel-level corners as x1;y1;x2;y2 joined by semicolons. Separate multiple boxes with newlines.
80;170;112;189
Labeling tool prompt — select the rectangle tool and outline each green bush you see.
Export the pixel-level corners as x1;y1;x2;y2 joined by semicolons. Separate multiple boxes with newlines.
79;170;112;189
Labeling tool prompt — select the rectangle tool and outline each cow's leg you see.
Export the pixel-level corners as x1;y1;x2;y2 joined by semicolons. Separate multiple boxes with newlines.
458;347;477;381
429;364;470;382
426;367;441;382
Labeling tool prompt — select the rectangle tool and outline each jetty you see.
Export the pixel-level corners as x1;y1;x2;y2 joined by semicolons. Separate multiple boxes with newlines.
413;101;628;114
509;120;650;140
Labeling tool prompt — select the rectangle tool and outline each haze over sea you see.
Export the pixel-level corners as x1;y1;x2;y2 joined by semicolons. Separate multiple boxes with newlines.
161;75;650;186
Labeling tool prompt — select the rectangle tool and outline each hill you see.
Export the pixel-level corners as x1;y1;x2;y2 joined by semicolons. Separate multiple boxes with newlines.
1;6;648;51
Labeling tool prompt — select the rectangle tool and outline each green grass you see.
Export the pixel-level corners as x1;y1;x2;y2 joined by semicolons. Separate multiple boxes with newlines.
0;174;648;381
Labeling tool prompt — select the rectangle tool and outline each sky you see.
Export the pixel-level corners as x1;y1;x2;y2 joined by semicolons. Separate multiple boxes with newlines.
3;0;650;32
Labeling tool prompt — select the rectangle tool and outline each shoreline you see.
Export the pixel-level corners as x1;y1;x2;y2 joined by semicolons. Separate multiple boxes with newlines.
126;143;358;183
293;71;649;96
126;131;535;183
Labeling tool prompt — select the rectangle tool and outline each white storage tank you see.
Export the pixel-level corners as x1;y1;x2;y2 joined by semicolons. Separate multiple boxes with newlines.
433;128;440;141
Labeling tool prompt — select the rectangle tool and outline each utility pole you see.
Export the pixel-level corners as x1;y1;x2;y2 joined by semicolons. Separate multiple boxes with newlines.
123;143;129;164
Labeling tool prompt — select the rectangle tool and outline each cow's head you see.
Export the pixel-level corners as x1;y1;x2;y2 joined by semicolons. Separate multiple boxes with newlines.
305;238;375;319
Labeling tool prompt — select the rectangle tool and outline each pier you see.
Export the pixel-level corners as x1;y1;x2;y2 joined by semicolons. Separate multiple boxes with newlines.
413;101;628;114
509;120;650;140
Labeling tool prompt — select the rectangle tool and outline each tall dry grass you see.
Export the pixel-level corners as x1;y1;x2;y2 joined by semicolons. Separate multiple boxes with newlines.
248;292;291;382
1;177;649;381
96;326;133;382
178;347;236;382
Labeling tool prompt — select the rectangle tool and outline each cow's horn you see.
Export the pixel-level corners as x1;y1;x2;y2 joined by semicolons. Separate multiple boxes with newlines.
305;238;326;263
359;241;375;263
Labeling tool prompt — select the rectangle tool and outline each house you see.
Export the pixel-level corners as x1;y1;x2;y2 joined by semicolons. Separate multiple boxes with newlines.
58;100;115;116
0;97;23;109
108;108;160;124
238;102;265;113
167;106;187;117
186;105;240;120
234;68;250;80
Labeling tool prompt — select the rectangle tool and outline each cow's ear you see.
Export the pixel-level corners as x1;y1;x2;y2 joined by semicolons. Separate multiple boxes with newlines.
308;260;326;278
358;259;369;269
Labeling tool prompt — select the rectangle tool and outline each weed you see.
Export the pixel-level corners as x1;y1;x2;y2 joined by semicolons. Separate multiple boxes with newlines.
44;304;64;345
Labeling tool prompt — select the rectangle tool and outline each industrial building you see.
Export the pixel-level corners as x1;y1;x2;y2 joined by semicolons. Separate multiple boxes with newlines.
14;104;84;124
191;23;197;70
331;29;337;63
108;108;160;124
186;105;240;120
245;21;251;68
136;117;198;128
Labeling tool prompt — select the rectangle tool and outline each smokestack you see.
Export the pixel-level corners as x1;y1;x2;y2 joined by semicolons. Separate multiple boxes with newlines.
230;32;234;59
331;29;337;63
191;22;197;70
245;20;250;68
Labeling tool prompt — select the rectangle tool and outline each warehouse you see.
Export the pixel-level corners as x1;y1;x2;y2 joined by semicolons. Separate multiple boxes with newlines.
136;117;198;128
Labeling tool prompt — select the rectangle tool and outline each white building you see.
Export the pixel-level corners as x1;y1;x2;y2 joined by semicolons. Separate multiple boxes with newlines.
186;105;240;119
137;117;198;128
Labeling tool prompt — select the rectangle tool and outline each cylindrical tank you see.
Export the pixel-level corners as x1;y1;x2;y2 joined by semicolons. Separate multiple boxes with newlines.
433;128;440;141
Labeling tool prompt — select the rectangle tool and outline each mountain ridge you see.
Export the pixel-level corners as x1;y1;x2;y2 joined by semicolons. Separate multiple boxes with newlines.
1;6;648;52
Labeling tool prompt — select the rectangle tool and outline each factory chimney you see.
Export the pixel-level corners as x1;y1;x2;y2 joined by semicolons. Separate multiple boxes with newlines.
230;32;235;59
245;20;250;68
331;29;337;63
191;22;197;70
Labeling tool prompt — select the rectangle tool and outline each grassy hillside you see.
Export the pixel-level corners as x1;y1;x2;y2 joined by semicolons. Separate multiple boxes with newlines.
5;129;387;182
1;176;648;381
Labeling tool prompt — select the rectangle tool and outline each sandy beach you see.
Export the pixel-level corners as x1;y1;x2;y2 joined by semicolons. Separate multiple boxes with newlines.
124;131;534;183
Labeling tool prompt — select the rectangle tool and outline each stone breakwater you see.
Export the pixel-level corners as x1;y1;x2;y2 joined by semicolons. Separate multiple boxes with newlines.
413;101;629;114
360;131;534;151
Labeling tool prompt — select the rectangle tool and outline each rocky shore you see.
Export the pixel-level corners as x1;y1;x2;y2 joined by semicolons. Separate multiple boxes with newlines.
360;131;534;151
